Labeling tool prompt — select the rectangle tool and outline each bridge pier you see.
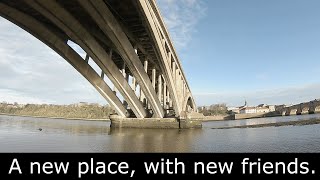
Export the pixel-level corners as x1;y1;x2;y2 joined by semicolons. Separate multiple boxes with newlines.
110;114;202;129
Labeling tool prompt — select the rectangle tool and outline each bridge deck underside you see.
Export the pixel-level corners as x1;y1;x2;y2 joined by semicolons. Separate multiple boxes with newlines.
3;0;160;74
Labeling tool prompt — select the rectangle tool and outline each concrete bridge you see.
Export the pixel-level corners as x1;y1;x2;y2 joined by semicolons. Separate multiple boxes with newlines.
0;0;202;128
279;100;320;116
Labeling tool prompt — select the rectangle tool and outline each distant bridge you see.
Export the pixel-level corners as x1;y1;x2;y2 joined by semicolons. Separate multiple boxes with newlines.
278;100;320;116
0;0;201;128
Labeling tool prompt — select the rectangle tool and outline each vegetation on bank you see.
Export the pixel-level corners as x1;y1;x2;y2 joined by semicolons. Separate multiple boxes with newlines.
0;103;114;119
198;103;230;116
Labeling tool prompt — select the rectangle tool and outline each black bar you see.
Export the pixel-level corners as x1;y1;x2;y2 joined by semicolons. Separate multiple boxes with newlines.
0;153;319;179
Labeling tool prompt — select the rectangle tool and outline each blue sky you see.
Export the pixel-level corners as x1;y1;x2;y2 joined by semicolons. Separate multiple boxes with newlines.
159;0;320;107
0;0;320;107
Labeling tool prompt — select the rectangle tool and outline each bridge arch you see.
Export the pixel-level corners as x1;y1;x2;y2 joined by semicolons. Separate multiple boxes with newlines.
0;3;130;117
0;0;198;119
182;93;196;113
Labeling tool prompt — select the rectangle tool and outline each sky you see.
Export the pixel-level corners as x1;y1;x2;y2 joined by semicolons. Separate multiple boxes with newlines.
1;0;320;107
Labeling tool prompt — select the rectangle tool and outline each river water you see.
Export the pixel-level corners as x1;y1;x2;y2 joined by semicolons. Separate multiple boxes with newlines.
0;114;320;152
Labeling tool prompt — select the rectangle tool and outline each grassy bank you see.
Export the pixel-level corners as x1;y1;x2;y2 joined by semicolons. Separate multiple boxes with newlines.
0;113;109;121
0;103;113;120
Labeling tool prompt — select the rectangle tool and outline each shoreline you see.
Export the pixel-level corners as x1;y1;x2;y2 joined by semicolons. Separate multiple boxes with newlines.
201;115;233;121
203;112;320;122
0;113;110;121
213;118;320;129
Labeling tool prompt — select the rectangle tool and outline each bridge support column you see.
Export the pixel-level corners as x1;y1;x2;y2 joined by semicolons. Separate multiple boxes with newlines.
140;60;148;106
163;82;167;115
132;77;136;91
121;62;129;108
101;72;104;79
148;68;156;110
158;75;162;103
176;70;182;106
172;62;176;83
152;68;156;89
85;54;89;63
168;91;172;109
167;52;172;67
121;63;126;78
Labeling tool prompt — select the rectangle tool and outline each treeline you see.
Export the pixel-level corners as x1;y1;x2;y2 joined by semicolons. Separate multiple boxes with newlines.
198;103;229;116
0;103;114;119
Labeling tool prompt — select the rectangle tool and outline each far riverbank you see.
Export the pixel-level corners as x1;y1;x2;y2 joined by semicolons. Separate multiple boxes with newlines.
203;111;291;121
0;113;109;121
0;103;113;120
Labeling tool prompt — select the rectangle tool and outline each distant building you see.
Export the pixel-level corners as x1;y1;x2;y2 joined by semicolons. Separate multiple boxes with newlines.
240;107;257;114
256;107;270;113
240;104;276;114
268;105;275;112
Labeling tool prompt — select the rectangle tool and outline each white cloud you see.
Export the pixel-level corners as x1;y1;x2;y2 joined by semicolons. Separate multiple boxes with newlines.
0;89;47;104
0;17;105;105
194;83;320;107
255;72;269;81
157;0;207;50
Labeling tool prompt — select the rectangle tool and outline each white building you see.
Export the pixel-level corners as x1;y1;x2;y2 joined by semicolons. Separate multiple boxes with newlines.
240;107;257;114
268;105;275;112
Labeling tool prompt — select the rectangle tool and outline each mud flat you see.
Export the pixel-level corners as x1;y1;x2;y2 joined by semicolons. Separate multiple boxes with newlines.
213;118;320;129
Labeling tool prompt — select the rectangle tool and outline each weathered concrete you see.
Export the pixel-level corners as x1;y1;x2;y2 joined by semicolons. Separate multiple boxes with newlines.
179;119;202;129
110;115;202;129
179;111;203;128
110;115;179;129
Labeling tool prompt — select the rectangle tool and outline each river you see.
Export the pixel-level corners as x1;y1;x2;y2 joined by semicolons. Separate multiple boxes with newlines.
0;114;320;152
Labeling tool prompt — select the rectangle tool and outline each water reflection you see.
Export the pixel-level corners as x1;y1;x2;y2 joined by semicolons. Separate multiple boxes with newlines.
0;114;320;152
0;115;110;135
108;128;202;152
